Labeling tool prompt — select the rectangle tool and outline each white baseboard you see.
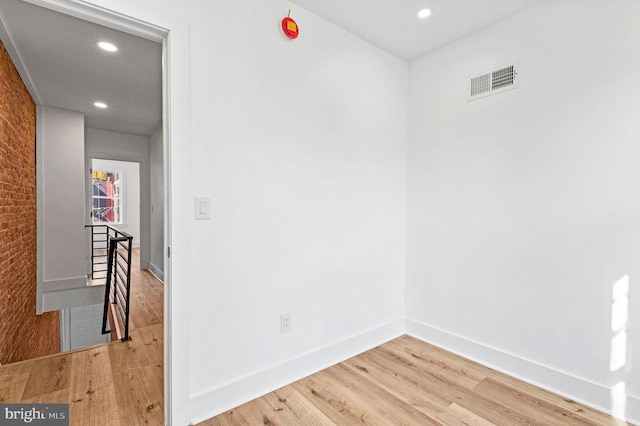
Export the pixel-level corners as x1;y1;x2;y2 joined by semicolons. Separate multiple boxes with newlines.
405;318;640;425
60;308;70;352
188;319;405;425
148;262;164;283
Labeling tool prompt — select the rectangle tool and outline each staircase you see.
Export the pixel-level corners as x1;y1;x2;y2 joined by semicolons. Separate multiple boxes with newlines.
86;225;134;341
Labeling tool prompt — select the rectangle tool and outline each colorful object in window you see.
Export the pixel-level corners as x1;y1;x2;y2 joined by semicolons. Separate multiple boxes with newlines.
282;10;299;39
92;170;121;224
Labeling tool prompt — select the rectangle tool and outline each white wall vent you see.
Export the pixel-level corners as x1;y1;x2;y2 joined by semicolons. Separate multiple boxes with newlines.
468;62;519;101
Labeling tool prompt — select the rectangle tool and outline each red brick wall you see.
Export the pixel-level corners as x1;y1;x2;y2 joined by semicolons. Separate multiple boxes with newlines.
0;39;59;364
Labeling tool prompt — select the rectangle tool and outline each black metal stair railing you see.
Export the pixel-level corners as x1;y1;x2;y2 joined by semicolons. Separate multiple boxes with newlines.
86;224;109;280
85;225;133;342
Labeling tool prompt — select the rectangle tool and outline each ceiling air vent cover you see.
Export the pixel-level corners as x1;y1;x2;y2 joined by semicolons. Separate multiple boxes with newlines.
468;62;519;101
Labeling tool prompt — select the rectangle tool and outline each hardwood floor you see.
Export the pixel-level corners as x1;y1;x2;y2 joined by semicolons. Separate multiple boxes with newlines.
201;335;632;426
1;252;632;425
0;249;164;426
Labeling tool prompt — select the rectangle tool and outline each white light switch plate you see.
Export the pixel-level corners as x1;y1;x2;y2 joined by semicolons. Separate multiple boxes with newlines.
195;197;210;219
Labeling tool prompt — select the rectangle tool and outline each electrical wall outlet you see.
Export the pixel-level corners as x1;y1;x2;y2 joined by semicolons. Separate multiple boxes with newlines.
281;313;292;333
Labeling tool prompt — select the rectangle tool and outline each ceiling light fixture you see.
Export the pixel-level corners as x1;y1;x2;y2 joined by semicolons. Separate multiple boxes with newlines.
97;41;118;52
93;102;108;109
417;8;432;19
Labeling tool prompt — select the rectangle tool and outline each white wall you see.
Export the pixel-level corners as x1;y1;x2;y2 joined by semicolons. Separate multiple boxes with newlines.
406;0;640;422
91;158;141;247
149;123;164;280
85;127;149;158
81;0;407;423
188;0;408;400
37;106;87;305
85;127;150;267
189;1;408;413
37;107;105;311
72;0;640;424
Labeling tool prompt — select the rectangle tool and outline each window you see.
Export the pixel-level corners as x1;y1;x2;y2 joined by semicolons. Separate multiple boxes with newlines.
92;170;122;224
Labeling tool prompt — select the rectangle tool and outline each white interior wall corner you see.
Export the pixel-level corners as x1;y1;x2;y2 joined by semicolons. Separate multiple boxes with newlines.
65;0;640;424
406;1;640;424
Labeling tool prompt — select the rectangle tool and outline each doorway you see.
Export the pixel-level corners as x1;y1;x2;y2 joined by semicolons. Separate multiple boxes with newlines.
90;159;141;249
2;0;172;422
3;0;182;424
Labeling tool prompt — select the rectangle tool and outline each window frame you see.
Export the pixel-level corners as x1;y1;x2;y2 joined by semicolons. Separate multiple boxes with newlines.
91;168;124;225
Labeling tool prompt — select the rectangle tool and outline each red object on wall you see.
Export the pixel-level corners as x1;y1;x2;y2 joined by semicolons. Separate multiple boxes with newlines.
282;17;299;39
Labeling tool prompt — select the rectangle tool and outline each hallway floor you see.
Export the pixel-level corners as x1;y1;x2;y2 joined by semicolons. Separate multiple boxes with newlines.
0;249;164;425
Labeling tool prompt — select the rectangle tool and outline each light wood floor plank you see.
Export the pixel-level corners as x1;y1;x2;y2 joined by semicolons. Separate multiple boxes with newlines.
239;387;338;426
342;348;452;418
384;335;490;386
68;345;121;426
473;377;594;426
21;355;72;400
435;403;497;426
201;336;633;426
325;363;441;425
291;370;377;425
488;372;630;426
204;404;256;426
289;362;442;425
112;365;163;426
373;343;544;425
126;249;164;333
0;360;31;403
274;387;338;425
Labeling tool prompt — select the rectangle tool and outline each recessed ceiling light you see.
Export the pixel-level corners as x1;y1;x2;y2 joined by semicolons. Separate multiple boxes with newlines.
97;41;118;52
93;102;108;109
417;8;432;19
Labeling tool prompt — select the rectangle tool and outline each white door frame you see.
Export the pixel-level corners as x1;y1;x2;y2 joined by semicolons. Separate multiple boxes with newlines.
87;155;149;266
22;1;188;424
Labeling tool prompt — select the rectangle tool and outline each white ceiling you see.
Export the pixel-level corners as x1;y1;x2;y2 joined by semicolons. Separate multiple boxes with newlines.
0;0;162;136
0;0;545;137
289;0;547;61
